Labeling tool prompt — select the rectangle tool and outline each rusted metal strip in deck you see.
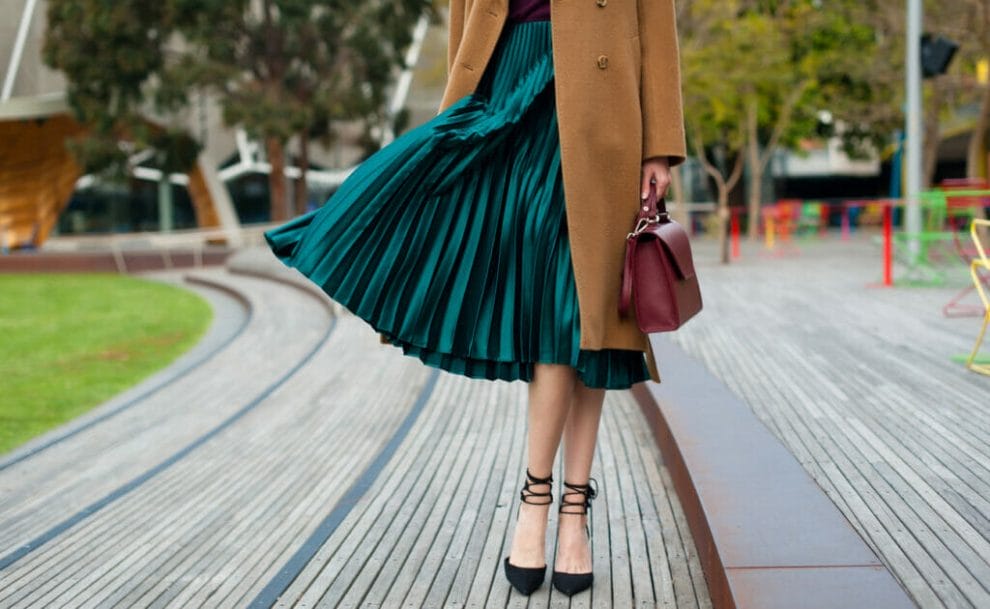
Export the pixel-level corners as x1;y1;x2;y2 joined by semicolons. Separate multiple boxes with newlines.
641;236;988;609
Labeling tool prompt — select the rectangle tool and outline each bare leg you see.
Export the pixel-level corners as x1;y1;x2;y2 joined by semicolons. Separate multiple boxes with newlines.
508;363;576;568
555;376;605;573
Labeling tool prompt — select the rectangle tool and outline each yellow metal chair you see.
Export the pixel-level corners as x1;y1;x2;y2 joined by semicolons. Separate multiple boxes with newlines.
966;219;990;375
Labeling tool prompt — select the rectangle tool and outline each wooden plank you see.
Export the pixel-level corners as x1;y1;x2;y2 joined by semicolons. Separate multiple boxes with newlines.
84;320;414;599
207;352;425;606
375;377;484;607
0;272;328;549
664;237;989;609
0;252;712;609
405;381;505;607
317;372;471;607
4;270;338;594
273;369;458;605
619;399;683;609
420;382;512;607
463;382;527;608
606;393;658;608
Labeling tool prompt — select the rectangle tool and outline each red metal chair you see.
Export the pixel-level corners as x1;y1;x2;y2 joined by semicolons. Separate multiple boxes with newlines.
939;179;990;317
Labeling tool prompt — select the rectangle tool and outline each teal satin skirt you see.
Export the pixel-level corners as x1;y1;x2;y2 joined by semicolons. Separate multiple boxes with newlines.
264;20;650;389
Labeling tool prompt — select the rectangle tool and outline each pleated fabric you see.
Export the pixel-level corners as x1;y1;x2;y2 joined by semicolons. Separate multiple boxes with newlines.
264;20;650;389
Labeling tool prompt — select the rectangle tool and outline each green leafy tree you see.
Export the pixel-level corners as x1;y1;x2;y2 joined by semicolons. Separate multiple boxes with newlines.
922;0;990;182
44;0;437;222
749;1;899;232
166;0;438;221
682;0;902;256
962;1;990;180
680;0;759;262
862;0;990;186
43;0;199;177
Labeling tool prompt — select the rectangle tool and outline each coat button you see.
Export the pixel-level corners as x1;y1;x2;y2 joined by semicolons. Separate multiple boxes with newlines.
596;0;607;6
597;55;609;69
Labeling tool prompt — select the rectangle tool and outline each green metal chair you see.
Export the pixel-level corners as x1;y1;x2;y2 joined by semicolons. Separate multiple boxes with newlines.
891;190;975;286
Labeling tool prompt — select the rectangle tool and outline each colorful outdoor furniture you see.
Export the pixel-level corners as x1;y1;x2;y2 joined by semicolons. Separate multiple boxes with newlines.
965;218;990;376
795;200;827;238
942;189;990;316
889;192;951;284
860;201;886;227
762;200;804;255
893;188;989;285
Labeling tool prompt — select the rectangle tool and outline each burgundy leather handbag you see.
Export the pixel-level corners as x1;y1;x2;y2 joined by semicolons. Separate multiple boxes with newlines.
618;185;702;332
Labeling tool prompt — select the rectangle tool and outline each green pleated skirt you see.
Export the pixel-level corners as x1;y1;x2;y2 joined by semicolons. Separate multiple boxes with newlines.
264;20;650;389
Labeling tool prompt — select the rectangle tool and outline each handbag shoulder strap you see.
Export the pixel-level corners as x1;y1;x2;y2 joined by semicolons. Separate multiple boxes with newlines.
619;236;636;317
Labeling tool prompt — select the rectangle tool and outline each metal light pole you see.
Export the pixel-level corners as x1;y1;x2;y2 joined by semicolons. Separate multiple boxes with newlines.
2;0;40;101
905;0;923;259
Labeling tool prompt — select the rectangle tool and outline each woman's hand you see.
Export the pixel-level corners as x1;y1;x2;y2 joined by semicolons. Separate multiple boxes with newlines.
641;156;671;200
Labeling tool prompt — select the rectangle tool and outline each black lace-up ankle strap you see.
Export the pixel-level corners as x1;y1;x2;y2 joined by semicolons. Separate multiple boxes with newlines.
559;478;598;515
520;468;554;505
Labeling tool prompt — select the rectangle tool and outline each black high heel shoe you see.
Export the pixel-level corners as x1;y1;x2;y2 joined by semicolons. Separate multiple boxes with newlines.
503;468;554;595
551;478;598;596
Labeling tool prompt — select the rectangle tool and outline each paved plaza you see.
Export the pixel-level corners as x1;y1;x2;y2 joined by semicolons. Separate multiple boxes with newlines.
674;233;989;609
0;232;986;608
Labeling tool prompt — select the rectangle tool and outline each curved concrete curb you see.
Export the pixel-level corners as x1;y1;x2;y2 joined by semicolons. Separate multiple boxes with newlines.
0;250;233;273
631;335;919;609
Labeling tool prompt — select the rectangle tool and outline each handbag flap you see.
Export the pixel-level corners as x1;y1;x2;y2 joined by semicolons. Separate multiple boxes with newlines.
650;221;697;280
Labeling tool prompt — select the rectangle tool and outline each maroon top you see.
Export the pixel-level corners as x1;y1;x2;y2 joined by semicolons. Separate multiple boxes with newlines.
508;0;550;22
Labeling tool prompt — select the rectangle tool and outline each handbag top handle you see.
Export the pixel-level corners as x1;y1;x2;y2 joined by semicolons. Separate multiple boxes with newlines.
638;183;671;224
628;183;671;240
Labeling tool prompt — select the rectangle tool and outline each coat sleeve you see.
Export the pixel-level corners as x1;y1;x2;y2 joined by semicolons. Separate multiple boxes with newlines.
638;0;688;167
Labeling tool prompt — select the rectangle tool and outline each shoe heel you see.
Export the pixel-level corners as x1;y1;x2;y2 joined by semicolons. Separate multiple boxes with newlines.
503;468;553;595
551;478;598;596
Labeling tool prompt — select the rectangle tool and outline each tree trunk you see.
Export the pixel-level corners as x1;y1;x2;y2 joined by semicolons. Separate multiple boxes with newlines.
698;167;731;265
266;136;289;222
717;189;731;264
689;130;743;264
709;163;733;265
294;130;310;215
967;84;990;180
745;100;762;240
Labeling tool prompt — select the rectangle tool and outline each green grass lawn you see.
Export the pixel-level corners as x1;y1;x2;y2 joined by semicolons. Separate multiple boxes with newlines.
0;274;213;455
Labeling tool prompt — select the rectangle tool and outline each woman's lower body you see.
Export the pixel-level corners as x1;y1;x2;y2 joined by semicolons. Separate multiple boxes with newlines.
264;19;649;390
264;19;640;595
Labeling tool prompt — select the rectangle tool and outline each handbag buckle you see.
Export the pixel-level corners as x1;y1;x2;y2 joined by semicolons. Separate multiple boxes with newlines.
627;214;663;239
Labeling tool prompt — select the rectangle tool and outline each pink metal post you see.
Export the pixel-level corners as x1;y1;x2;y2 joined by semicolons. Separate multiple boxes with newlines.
731;210;741;259
841;202;852;241
882;202;894;287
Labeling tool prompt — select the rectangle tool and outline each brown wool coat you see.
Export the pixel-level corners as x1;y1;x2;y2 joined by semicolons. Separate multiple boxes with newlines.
381;0;687;384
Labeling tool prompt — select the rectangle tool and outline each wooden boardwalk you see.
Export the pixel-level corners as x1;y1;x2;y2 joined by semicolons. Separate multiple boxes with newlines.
0;250;711;608
671;235;990;609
